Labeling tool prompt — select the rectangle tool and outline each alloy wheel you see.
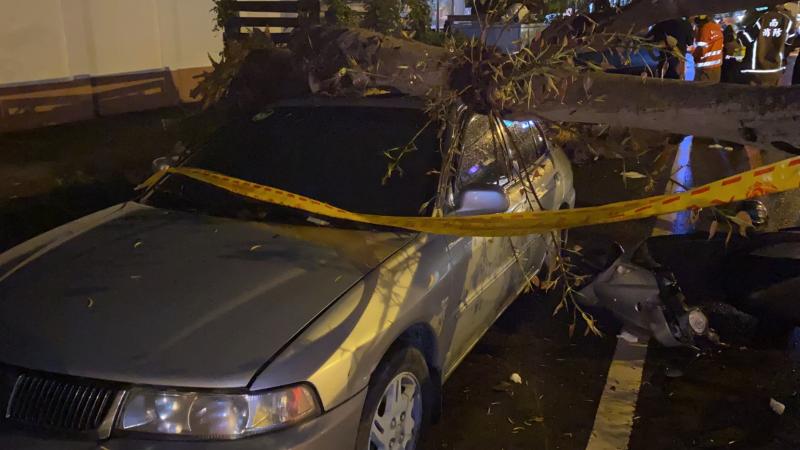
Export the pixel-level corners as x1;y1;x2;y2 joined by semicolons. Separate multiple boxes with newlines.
368;372;423;450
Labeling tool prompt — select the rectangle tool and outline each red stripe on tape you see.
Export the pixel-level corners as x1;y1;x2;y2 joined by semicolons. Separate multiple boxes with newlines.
691;187;711;196
755;167;775;176
722;176;742;186
662;196;681;205
790;159;800;167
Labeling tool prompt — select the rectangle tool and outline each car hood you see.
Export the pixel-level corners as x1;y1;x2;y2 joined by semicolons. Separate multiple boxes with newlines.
0;203;412;388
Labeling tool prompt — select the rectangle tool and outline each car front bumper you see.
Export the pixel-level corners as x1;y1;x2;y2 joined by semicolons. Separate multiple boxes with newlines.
0;389;365;450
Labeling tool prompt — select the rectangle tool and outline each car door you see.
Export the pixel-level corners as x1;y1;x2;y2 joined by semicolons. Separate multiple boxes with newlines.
441;113;521;375
501;119;562;289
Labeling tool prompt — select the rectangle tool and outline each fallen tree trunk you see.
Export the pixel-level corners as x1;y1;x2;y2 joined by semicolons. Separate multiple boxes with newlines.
515;73;800;153
285;27;800;153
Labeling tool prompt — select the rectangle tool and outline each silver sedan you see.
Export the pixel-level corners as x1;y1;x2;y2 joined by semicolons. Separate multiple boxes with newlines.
0;96;574;449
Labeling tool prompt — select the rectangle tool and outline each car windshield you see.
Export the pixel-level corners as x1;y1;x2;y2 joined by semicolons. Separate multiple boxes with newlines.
143;104;442;228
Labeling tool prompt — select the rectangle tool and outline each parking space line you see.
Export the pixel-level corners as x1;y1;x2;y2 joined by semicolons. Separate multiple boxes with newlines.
585;339;649;450
586;138;693;450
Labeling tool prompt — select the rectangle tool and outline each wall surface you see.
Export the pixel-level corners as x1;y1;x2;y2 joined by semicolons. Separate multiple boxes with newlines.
0;0;223;132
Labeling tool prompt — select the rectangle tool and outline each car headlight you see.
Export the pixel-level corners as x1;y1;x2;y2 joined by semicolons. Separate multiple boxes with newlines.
116;384;320;439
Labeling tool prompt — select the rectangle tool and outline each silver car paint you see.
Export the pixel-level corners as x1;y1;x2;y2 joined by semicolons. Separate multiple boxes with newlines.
0;104;575;447
0;203;412;388
252;144;575;410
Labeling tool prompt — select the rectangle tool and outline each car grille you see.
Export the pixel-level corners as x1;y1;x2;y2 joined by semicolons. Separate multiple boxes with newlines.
5;373;119;432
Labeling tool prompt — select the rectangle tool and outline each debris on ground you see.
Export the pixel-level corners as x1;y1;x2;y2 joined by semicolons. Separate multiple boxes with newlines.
492;381;512;392
621;171;647;180
664;367;683;378
510;373;523;384
770;398;786;415
618;330;640;343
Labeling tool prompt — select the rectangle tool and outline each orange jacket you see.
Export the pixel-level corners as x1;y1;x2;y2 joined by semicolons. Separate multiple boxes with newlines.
694;21;724;70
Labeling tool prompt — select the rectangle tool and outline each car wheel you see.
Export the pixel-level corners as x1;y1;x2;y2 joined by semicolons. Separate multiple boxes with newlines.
355;346;433;450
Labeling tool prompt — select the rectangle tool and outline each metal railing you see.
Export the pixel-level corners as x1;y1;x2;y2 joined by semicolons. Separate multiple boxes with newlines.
224;0;321;44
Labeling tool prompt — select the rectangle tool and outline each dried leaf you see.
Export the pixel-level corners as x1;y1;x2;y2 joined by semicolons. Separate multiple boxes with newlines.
545;75;558;94
541;279;557;292
690;208;701;224
708;220;719;240
568;323;576;339
252;110;274;122
734;211;754;237
530;275;542;288
364;88;391;97
552;300;565;317
582;76;593;94
725;223;734;247
621;171;647;179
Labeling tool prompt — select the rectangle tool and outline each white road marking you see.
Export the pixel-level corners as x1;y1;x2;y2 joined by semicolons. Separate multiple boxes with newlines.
585;339;649;450
586;139;693;450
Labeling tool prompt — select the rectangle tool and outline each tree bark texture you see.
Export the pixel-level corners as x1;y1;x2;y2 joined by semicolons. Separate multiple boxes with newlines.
289;27;800;152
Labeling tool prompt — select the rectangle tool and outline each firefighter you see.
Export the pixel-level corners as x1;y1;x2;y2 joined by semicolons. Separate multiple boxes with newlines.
722;24;747;82
740;6;795;86
693;15;725;82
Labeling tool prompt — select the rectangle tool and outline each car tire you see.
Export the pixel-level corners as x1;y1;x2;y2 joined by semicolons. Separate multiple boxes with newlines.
355;346;434;450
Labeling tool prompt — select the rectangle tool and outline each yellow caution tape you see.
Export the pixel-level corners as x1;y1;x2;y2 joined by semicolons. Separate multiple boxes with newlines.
138;156;800;237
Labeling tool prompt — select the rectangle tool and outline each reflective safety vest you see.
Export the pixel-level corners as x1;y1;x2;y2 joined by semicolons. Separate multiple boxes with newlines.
694;21;724;70
741;11;795;74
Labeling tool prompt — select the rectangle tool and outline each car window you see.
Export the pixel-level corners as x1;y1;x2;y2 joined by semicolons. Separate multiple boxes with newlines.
457;114;507;188
503;119;547;168
144;106;442;222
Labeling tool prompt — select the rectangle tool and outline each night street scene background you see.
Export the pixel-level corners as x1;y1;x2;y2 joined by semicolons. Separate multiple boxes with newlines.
2;1;800;449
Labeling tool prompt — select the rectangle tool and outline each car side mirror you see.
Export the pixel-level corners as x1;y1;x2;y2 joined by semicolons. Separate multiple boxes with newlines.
451;188;510;216
152;156;170;173
152;156;180;173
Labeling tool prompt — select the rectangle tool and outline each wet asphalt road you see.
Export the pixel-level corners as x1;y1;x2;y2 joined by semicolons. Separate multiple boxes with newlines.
422;143;800;450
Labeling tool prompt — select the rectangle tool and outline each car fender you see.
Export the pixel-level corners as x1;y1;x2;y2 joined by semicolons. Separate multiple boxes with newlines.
249;234;452;410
